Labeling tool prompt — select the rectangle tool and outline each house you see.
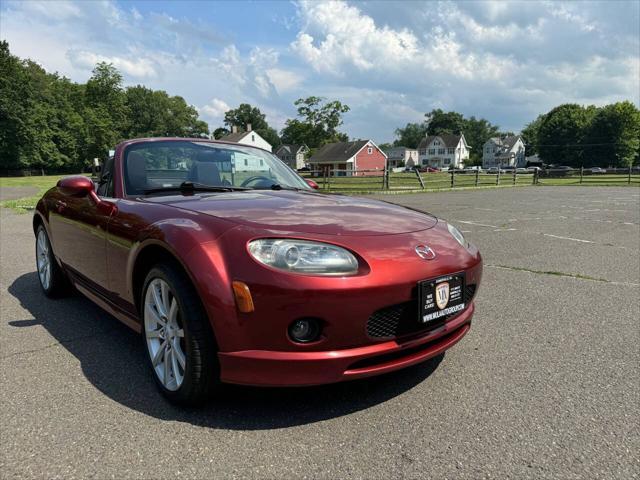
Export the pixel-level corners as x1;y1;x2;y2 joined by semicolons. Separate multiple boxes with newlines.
417;134;470;169
384;147;419;170
308;140;387;176
274;144;309;170
219;124;272;152
482;136;526;168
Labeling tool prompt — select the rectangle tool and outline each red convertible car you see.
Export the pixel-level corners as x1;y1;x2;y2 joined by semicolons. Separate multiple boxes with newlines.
34;138;482;404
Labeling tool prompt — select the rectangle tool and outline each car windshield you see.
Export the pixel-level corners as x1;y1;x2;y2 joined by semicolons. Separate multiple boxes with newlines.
123;140;310;196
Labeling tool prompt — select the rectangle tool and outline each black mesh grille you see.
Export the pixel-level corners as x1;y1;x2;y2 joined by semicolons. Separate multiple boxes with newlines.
464;284;477;301
366;283;476;339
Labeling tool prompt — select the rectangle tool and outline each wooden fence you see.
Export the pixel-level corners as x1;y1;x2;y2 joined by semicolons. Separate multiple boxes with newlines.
300;166;639;192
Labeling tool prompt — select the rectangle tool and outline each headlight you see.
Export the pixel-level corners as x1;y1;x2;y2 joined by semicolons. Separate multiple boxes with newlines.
447;223;467;248
248;239;359;275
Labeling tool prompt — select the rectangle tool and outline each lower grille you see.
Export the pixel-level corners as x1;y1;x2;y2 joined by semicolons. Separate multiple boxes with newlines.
464;284;477;301
366;283;477;339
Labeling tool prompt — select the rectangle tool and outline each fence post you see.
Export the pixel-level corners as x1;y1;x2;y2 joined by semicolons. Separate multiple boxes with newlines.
512;168;517;185
496;169;500;185
533;169;538;185
327;168;331;190
415;168;425;190
475;169;479;187
629;165;632;184
384;167;389;190
580;166;584;184
450;169;455;188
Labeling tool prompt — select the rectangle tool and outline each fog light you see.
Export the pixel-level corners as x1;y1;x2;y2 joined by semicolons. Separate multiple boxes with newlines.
288;318;321;343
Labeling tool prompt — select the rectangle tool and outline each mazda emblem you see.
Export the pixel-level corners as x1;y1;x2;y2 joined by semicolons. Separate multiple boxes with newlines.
415;245;436;260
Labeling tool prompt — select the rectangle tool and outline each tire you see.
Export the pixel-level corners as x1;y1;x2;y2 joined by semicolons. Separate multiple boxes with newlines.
141;264;219;405
35;225;70;298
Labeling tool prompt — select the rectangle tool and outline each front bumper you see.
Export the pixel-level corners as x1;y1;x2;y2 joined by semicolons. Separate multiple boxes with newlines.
218;303;474;386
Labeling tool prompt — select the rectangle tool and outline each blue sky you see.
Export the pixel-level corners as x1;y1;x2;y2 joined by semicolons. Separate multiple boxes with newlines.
2;0;639;143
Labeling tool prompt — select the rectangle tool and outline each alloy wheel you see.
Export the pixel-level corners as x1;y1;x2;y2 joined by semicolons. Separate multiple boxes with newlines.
144;278;186;391
36;229;51;290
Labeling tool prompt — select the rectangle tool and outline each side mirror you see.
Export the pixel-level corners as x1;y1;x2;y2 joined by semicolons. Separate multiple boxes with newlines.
57;176;95;197
57;175;116;214
305;179;319;190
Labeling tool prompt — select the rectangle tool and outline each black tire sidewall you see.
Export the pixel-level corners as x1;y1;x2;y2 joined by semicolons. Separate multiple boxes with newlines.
140;264;218;405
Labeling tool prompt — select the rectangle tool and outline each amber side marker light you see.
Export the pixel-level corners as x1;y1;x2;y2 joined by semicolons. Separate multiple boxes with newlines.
232;281;255;313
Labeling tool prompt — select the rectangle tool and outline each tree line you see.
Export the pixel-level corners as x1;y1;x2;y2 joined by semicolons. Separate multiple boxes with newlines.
1;41;638;172
388;104;639;168
0;41;208;173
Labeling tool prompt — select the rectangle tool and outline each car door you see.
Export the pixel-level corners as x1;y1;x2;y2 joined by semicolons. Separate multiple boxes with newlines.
49;160;115;290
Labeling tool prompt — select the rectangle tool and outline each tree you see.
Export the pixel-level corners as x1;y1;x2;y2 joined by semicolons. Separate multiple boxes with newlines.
584;101;640;167
280;97;350;148
223;103;279;147
425;109;465;135
520;115;545;156
0;41;34;170
84;62;128;163
0;42;213;173
125;87;208;139
463;116;500;164
393;122;429;148
537;104;597;166
212;127;230;139
125;86;165;137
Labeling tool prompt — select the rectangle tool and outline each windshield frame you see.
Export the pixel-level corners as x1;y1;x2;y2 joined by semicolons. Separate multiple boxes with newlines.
121;139;311;198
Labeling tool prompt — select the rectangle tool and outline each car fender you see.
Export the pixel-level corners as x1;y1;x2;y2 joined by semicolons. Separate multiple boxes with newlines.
126;219;238;349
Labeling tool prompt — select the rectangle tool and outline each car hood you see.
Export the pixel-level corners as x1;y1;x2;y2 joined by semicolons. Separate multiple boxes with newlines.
146;190;437;236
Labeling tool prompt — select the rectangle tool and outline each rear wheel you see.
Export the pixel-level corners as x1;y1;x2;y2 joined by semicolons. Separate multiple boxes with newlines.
141;264;219;405
35;225;69;298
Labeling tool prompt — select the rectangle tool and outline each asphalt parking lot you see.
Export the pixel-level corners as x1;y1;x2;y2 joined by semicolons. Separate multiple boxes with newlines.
1;186;638;479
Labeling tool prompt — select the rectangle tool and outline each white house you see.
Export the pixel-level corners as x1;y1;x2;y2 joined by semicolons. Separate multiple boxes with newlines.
384;147;419;169
274;144;309;170
219;124;272;152
417;134;470;169
482;136;526;168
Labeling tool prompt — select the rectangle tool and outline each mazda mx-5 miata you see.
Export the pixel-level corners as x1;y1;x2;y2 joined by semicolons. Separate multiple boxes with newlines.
34;138;482;404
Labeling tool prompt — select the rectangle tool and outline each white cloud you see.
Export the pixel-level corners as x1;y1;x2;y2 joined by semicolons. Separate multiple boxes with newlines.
67;50;158;78
266;68;304;93
1;0;637;142
200;98;231;123
290;0;639;135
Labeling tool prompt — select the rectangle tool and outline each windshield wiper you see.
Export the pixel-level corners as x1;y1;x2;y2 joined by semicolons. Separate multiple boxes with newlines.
251;183;302;191
144;181;250;194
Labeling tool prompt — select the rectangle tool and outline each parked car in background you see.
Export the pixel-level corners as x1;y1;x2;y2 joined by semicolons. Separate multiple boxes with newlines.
547;166;574;177
487;167;506;174
516;168;528;174
33;137;483;405
590;167;606;174
463;166;484;173
526;166;542;173
418;166;440;173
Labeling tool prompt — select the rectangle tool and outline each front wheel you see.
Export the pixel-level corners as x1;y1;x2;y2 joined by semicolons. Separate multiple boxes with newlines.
35;225;70;298
141;264;219;405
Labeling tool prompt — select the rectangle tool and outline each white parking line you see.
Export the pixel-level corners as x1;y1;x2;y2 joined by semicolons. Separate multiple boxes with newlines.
456;220;500;228
543;233;594;243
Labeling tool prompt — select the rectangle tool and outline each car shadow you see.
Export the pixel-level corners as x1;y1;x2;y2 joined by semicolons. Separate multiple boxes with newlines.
8;272;443;430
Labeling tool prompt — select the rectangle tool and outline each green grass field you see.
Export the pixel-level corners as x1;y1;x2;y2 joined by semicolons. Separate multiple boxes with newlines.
0;175;67;213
